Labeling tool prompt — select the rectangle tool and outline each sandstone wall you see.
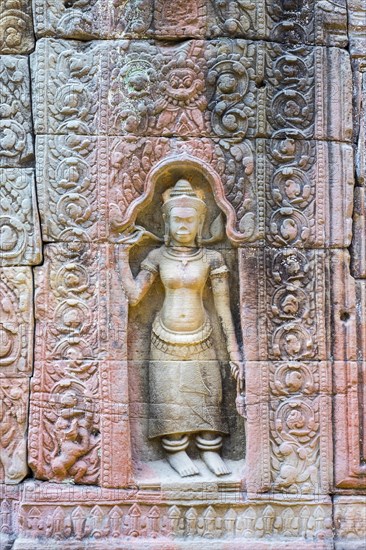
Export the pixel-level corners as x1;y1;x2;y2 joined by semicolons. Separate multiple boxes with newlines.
0;1;365;548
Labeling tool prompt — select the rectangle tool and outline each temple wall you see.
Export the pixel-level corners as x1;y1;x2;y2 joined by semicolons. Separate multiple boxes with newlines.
0;1;365;548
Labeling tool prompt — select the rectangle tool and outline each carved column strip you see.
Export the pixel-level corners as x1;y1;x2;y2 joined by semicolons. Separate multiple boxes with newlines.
0;1;39;547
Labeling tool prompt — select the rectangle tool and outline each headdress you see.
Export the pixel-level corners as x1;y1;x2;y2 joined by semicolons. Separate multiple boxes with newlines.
162;179;206;246
162;179;206;216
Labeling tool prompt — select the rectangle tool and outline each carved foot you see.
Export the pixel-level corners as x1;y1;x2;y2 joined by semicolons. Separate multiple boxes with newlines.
195;432;231;476
200;451;231;476
166;450;199;477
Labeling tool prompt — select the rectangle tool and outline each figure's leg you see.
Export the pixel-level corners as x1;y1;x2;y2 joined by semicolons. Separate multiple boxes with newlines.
161;433;199;477
196;432;231;476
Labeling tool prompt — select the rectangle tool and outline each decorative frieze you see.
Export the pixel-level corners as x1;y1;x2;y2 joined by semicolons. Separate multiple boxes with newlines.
32;0;347;46
31;39;352;142
12;482;333;546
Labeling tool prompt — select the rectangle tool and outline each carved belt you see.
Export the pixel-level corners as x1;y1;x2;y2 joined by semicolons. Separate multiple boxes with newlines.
151;315;213;356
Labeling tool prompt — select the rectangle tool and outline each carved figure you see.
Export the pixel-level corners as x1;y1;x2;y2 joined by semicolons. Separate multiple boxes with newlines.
119;178;244;477
48;385;97;483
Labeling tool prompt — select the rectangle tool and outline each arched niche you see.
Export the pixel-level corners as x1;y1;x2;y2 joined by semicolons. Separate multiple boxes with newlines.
123;155;246;482
115;154;248;245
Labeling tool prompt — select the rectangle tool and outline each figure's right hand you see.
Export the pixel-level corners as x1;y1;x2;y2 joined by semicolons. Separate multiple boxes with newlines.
115;225;147;248
115;224;162;249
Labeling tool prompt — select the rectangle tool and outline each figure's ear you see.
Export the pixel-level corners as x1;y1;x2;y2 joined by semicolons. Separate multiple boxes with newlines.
163;213;170;246
196;214;205;247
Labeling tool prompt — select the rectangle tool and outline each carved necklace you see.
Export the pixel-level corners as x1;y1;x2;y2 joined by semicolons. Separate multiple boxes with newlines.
163;246;203;269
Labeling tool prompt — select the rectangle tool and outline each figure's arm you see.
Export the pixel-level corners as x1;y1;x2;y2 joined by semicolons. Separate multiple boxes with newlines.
211;269;241;362
118;248;158;306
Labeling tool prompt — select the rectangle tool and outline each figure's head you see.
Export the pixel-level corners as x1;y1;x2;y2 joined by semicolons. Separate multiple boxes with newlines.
162;179;206;247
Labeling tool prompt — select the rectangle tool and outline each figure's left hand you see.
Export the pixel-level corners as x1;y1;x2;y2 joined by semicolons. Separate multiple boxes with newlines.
229;359;245;384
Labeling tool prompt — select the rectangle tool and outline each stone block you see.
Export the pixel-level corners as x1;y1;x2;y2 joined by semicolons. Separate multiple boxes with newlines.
334;496;366;548
0;267;34;375
245;362;332;495
0;485;20;547
348;0;366;58
239;248;328;361
0;56;33;168
13;481;333;545
0;169;42;266
34;244;128;363
31;39;352;142
35;135;353;249
0;377;29;484
330;250;357;361
0;1;34;54
334;362;366;489
32;0;347;46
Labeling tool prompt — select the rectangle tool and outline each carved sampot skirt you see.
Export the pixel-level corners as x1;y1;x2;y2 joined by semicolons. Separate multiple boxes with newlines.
148;317;228;439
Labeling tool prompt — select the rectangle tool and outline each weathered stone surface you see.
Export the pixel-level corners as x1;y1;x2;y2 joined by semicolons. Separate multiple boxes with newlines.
348;0;366;58
334;496;366;549
32;0;347;46
35;135;353;248
0;0;361;544
11;480;333;546
0;169;42;266
239;248;329;361
351;187;366;277
0;267;34;375
0;56;33;167
0;1;34;54
329;250;357;361
30;244;131;487
246;361;332;495
0;485;19;547
31;39;352;142
0;377;29;484
334;362;366;489
353;67;366;187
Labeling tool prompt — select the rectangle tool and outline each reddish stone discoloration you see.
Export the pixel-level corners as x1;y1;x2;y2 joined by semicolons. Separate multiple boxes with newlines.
0;0;364;547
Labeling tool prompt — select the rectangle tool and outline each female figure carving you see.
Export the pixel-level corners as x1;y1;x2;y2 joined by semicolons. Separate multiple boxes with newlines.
119;179;245;477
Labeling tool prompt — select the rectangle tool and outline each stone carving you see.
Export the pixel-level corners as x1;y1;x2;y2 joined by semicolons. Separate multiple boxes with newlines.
35;135;259;244
16;484;333;543
0;268;33;485
0;0;34;54
0;169;42;266
0;267;33;375
118;178;245;477
33;0;153;40
266;0;347;46
0;378;28;484
32;0;347;44
29;244;131;486
154;0;206;38
30;375;100;484
240;248;332;494
0;56;33;167
36;135;353;249
32;38;352;141
335;498;366;543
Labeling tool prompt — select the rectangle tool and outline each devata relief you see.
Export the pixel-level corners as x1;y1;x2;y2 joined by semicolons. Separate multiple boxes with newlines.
118;177;245;478
0;0;366;548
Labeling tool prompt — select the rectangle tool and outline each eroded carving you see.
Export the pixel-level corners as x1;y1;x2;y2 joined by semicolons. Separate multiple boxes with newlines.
0;169;42;266
0;56;33;167
32;39;352;142
0;0;34;54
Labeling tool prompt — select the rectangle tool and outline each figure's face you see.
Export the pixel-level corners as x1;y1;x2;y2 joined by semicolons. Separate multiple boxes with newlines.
168;207;200;246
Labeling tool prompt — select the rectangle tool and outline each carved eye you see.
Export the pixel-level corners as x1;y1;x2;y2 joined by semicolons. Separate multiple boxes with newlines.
170;76;181;88
183;76;193;88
